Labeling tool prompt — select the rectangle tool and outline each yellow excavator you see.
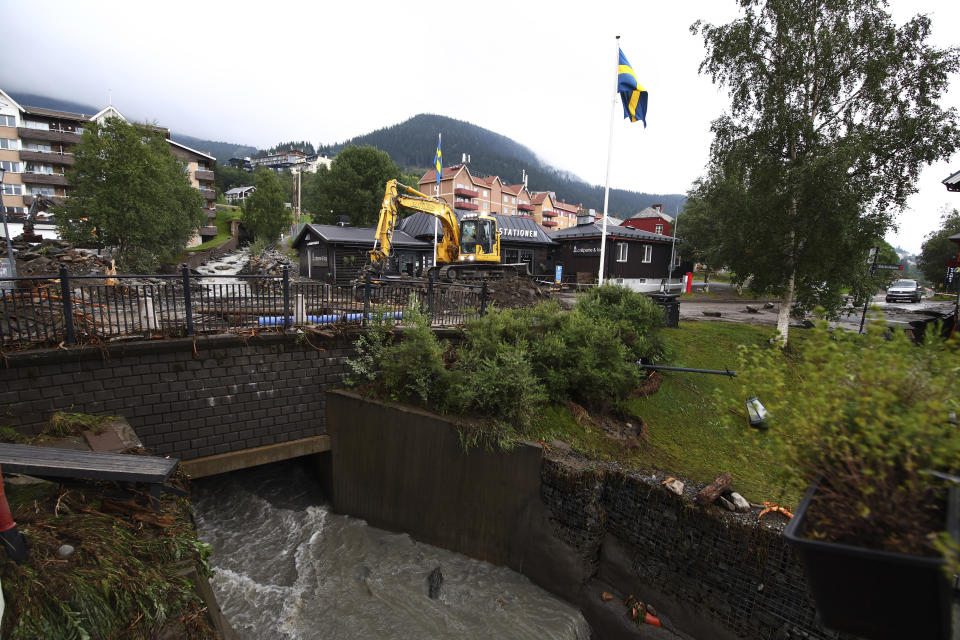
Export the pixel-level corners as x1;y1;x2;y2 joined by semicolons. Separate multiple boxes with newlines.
368;180;516;281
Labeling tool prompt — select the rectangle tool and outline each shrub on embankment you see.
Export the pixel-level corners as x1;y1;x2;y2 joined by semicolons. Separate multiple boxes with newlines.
346;284;665;448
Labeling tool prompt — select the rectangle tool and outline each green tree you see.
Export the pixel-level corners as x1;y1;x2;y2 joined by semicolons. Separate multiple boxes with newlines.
241;169;291;242
302;146;400;226
56;117;204;272
918;209;960;288
690;0;959;345
215;164;253;196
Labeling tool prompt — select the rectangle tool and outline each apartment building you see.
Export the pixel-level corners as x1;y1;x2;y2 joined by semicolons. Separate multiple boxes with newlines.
0;89;216;243
417;164;581;231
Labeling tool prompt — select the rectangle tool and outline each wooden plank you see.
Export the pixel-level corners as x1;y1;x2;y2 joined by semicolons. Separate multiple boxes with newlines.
0;443;178;484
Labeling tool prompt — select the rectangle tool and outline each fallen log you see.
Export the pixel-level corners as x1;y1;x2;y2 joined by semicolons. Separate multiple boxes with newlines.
695;472;733;506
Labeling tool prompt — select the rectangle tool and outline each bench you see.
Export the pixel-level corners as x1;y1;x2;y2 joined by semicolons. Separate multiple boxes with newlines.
0;443;182;508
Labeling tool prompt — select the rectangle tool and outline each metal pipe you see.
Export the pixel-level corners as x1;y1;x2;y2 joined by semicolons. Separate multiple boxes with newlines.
636;362;736;377
0;167;17;278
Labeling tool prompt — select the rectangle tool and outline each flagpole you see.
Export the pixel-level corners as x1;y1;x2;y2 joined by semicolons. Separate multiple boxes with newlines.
433;133;441;269
598;36;621;286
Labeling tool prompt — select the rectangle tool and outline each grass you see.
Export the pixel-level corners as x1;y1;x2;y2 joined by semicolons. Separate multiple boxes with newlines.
185;207;243;252
537;321;806;508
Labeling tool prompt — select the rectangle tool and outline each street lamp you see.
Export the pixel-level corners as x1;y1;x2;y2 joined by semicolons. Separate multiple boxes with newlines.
746;397;771;429
0;167;17;279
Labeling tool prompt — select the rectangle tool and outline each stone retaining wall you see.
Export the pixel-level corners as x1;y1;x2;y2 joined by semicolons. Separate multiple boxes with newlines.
0;332;353;460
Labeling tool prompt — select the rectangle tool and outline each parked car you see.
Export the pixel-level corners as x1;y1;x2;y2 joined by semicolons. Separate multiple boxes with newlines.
885;279;922;303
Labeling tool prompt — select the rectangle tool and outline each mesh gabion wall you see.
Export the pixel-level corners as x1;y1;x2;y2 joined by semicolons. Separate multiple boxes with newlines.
541;459;846;640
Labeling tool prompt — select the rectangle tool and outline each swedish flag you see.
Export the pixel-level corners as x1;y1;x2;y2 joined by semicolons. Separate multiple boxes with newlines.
618;50;647;127
434;134;442;185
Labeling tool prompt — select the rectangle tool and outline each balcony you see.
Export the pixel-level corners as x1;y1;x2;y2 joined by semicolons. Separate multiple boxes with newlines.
541;219;558;228
195;170;215;182
518;203;534;212
18;127;82;144
19;150;75;166
199;188;216;201
454;201;478;211
454;187;478;198
541;209;558;218
21;172;67;186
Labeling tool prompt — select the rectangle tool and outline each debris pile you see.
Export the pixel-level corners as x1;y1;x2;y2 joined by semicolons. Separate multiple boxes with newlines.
238;249;300;279
10;237;114;278
485;277;551;309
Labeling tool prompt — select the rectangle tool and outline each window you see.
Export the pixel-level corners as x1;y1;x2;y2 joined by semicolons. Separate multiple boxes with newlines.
0;161;22;173
483;202;488;210
483;190;488;197
2;184;23;195
28;186;55;196
642;245;653;263
22;120;49;130
24;142;51;152
655;223;663;234
511;197;516;204
0;115;15;127
617;242;628;262
503;195;508;202
3;206;25;215
674;253;681;266
0;138;17;150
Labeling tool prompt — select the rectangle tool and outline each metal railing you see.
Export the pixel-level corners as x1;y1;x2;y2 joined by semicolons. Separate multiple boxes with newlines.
0;266;486;348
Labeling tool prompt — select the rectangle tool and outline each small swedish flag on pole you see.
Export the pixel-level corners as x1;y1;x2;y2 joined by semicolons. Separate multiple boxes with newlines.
435;134;443;186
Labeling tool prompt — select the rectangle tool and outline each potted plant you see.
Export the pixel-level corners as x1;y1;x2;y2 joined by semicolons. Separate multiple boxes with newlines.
730;317;960;640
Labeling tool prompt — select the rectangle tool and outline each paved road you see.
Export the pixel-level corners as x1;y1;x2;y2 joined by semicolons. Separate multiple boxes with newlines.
679;292;957;334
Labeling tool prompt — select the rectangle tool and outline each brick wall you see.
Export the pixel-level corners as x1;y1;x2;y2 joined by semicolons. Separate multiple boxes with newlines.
0;332;354;460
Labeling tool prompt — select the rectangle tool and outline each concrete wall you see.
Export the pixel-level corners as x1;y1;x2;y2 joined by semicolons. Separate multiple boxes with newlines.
326;390;834;640
0;333;353;461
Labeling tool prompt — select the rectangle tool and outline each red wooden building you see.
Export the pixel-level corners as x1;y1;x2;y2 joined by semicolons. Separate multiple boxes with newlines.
621;205;674;237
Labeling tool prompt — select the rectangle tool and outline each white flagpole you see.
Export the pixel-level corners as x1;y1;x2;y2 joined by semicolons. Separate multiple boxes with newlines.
598;36;621;286
433;133;441;269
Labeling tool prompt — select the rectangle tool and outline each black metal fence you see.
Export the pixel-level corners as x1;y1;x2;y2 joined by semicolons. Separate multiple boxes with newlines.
0;265;486;348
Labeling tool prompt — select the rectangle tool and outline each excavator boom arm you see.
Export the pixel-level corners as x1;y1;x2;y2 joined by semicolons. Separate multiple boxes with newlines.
370;180;460;268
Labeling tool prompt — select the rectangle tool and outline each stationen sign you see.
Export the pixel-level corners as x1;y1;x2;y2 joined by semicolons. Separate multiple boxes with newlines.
874;264;903;271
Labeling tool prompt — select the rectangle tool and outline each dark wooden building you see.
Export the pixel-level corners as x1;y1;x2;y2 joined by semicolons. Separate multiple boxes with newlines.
550;217;687;291
291;224;430;284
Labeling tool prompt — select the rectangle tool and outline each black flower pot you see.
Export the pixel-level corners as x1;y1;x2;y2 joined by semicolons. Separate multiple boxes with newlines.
784;479;954;640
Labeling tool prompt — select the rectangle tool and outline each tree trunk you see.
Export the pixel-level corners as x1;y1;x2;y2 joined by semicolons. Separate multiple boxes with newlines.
776;267;795;347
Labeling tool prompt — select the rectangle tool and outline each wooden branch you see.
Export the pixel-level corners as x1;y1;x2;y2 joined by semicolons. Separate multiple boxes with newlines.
695;472;733;506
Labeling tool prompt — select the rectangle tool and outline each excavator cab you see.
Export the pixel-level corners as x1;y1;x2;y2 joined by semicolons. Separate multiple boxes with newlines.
459;217;497;257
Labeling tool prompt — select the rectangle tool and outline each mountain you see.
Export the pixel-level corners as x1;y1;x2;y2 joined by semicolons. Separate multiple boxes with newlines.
7;92;684;215
6;91;257;162
169;134;257;164
319;114;686;217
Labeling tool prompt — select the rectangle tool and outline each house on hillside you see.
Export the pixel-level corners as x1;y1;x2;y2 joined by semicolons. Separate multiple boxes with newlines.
622;205;674;236
225;186;256;204
550;214;687;291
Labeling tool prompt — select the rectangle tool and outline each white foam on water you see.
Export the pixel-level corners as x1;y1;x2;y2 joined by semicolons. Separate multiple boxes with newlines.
193;461;590;640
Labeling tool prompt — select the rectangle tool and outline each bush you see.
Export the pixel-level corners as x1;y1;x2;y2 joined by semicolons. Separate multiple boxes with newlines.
443;342;547;448
727;315;959;563
344;308;396;386
379;305;448;406
575;284;666;361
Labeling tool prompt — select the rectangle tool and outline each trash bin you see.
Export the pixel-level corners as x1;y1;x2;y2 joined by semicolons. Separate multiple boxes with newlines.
647;292;680;328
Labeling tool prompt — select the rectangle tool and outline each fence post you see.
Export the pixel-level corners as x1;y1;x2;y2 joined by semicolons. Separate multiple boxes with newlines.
427;271;435;320
181;264;194;336
59;264;75;345
480;281;488;316
362;272;371;327
282;266;291;331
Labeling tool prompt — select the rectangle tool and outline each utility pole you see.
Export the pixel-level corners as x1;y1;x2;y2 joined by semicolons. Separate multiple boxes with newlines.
0;167;17;278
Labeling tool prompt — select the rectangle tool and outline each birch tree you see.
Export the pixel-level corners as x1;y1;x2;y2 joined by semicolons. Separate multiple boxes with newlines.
690;0;959;345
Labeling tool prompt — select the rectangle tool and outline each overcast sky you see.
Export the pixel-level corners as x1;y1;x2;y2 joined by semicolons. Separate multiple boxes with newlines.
3;0;958;253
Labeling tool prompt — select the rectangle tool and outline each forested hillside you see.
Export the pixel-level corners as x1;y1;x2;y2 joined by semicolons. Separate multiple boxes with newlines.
10;92;684;216
319;114;686;216
170;134;257;164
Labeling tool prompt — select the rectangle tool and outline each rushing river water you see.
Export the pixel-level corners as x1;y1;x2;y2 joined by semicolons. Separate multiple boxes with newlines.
192;460;591;640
